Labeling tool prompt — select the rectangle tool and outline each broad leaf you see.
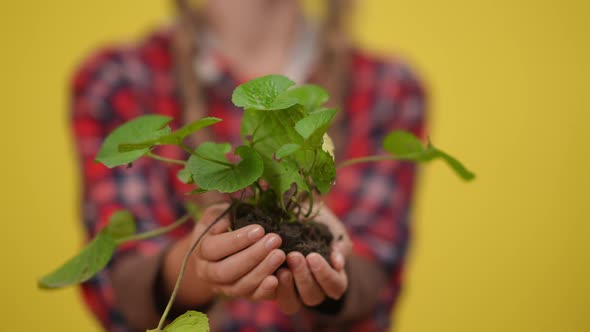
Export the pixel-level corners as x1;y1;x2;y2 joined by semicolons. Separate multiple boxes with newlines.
232;75;296;110
119;117;222;151
39;231;116;288
276;144;301;159
383;130;475;181
96;115;173;167
294;108;337;145
106;210;136;240
278;84;329;112
311;150;336;194
187;143;263;193
163;310;209;332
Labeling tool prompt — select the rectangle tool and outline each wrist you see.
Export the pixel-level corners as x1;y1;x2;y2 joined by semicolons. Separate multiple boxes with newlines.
160;235;216;309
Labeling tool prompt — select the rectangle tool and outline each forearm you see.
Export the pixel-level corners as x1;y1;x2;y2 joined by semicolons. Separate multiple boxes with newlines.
160;234;216;310
110;235;216;331
111;251;166;330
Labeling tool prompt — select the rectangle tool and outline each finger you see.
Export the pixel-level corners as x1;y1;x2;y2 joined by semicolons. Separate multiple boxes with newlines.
200;224;265;261
225;249;286;296
276;268;301;315
250;275;279;301
330;249;346;271
307;253;347;300
287;252;325;306
205;233;282;284
199;203;231;227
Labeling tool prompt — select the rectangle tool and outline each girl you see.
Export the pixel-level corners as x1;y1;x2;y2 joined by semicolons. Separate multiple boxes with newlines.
71;0;425;331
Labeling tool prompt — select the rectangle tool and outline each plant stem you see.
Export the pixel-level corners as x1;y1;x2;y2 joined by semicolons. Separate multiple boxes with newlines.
336;155;395;169
180;143;235;168
115;214;191;245
155;203;235;330
146;151;187;166
304;191;314;218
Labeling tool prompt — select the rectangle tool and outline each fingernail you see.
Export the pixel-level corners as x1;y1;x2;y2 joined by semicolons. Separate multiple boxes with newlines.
248;226;263;240
288;254;302;268
333;253;344;269
265;235;280;250
270;251;284;265
308;254;322;271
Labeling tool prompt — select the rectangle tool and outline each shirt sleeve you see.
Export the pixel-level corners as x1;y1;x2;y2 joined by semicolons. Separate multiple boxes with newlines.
327;56;426;331
70;48;188;331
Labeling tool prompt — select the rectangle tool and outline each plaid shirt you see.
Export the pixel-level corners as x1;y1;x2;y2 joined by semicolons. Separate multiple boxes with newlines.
71;29;425;332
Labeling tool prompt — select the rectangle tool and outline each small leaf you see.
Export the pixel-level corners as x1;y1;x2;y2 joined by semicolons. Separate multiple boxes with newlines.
39;231;116;288
433;147;476;181
383;131;426;157
184;201;203;220
322;133;335;160
311;150;336;194
278;84;329;112
170;117;222;142
120;117;222;151
241;106;312;199
265;158;310;204
383;130;475;181
294;108;337;143
96;115;173;167
276;144;301;159
187;143;263;193
185;188;209;196
232;75;296;110
163;310;209;332
177;168;193;184
106;210;136;240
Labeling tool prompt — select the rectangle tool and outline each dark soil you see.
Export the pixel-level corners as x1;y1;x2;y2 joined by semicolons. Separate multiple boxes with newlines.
231;202;334;264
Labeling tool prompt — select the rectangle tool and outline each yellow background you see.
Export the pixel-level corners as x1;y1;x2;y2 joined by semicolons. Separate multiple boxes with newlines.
1;1;588;331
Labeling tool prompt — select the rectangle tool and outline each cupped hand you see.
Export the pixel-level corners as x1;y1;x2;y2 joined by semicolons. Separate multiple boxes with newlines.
275;205;352;314
188;203;286;301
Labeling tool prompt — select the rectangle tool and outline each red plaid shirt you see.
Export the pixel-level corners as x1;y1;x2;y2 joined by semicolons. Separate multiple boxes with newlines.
71;29;425;332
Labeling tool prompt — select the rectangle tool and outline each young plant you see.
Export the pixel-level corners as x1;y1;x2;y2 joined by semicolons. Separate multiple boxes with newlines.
39;75;475;332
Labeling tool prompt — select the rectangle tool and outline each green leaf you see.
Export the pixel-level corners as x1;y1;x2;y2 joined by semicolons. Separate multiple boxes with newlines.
231;75;296;110
310;150;336;194
383;131;426;157
96;115;173;167
187;143;263;193
433;147;476;181
276;144;301;159
177;168;193;184
106;210;136;240
294;108;337;145
241;106;313;198
120;117;222;151
185;188;209;196
383;130;475;181
169;117;222;142
39;231;116;288
163;310;209;332
278;84;329;112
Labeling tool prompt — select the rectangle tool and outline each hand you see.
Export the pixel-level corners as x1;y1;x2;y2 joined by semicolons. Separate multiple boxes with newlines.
275;206;353;314
165;203;286;306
